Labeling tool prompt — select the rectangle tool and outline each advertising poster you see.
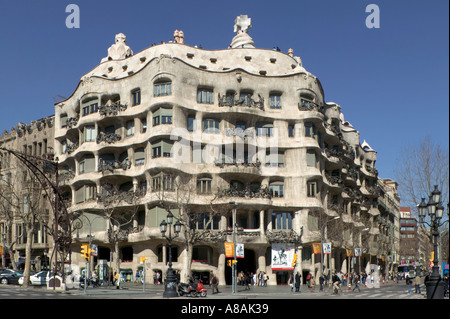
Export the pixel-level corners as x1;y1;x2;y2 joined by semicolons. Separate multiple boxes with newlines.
322;243;332;254
271;243;295;270
224;242;234;258
312;243;322;254
236;243;244;258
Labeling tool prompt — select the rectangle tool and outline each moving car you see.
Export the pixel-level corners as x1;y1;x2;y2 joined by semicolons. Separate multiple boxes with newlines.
0;269;23;285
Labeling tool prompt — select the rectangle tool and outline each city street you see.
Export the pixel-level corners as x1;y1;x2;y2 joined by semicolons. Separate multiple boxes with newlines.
0;279;430;300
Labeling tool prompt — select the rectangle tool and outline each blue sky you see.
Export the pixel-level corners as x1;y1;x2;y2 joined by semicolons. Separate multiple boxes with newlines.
0;0;448;183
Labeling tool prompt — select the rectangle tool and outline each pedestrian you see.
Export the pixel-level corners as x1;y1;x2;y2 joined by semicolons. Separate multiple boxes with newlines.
406;275;413;294
352;274;361;292
310;275;315;292
295;272;301;292
263;272;268;287
258;271;263;286
319;274;324;291
289;272;295;292
114;271;120;289
306;272;311;288
210;273;220;294
414;275;421;294
332;272;340;294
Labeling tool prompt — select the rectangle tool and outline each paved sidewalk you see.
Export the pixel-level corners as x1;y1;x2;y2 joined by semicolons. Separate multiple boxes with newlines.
64;279;426;299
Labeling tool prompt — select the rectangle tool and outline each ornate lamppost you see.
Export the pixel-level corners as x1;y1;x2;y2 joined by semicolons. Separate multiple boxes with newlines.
417;185;448;299
160;211;182;298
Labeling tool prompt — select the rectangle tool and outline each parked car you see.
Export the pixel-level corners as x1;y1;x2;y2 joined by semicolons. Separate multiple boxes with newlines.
19;271;54;286
0;269;23;285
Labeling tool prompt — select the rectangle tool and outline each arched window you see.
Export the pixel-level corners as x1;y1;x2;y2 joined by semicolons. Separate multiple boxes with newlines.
154;79;172;96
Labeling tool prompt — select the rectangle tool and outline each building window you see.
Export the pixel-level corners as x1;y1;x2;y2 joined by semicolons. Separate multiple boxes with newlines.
61;141;67;154
154;81;172;97
203;118;220;133
83;126;96;142
195;215;220;230
288;125;294;137
75;184;96;203
81;99;99;117
134;148;145;166
272;212;292;230
265;151;285;167
152;173;175;192
153;107;173;126
239;92;252;107
152;146;161;158
305;122;316;138
197;88;214;104
299;94;315;109
60;114;68;128
126;120;135;136
306;149;317;167
269;182;284;198
307;180;318;197
152;139;173;158
132;89;141;106
197;177;212;194
270;94;282;108
141;118;147;133
187;115;195;132
256;122;274;137
79;154;95;174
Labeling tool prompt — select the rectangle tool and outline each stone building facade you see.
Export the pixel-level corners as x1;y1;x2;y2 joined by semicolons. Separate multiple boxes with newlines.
0;116;55;271
1;16;398;285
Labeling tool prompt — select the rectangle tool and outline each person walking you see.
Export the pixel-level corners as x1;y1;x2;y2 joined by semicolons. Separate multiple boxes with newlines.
289;272;295;292
210;273;220;294
406;275;413;294
263;272;268;287
414;275;421;294
319;274;324;291
332;272;340;294
352;274;361;292
295;272;301;292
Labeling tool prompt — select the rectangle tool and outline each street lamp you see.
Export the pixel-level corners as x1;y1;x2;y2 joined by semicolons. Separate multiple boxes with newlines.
417;185;449;299
160;211;181;298
320;216;340;277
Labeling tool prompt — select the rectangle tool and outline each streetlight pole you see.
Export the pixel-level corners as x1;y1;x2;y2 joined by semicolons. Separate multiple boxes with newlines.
320;216;340;278
229;202;238;294
418;185;448;299
160;211;181;298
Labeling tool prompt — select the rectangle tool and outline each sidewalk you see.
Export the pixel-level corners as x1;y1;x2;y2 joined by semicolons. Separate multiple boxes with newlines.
65;279;406;298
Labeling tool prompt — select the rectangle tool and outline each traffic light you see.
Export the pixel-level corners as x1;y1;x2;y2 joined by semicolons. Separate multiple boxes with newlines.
81;243;92;260
227;260;238;267
292;254;297;267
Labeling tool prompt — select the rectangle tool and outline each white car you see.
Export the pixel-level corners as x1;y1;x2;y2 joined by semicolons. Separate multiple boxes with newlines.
19;271;53;286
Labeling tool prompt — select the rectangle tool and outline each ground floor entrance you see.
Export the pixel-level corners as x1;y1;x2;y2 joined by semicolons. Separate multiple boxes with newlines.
225;249;256;285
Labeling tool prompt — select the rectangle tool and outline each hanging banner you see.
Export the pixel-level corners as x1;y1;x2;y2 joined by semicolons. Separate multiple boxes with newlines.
271;243;295;270
312;243;322;254
322;243;332;254
354;248;362;257
224;242;234;258
236;243;244;258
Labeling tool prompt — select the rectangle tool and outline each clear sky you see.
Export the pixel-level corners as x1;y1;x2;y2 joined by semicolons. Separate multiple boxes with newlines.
0;0;448;182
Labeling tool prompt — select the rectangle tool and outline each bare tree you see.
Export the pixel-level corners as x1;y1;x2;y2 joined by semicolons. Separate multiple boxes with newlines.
0;170;47;287
152;173;228;282
98;185;144;277
394;136;449;216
